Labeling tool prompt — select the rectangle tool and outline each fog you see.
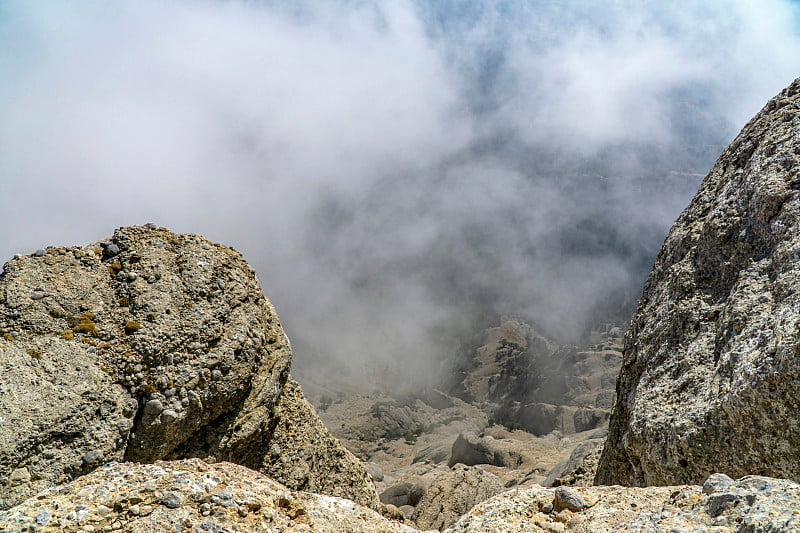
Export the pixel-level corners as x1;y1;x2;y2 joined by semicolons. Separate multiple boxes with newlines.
2;1;800;390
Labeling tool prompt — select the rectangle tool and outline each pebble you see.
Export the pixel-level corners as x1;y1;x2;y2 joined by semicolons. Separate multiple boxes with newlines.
82;450;103;466
554;486;585;512
702;473;735;495
144;399;164;416
127;272;138;281
144;223;158;229
161;491;182;509
34;249;47;257
104;244;120;257
161;410;179;423
34;510;51;525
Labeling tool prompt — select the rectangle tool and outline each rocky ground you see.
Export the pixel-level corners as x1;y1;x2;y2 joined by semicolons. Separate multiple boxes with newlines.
300;318;621;529
4;459;800;533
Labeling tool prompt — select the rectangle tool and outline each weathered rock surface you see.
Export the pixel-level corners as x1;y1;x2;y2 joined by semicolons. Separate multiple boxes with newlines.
411;464;503;531
4;460;800;532
260;378;379;509
445;474;800;532
447;319;619;436
449;431;531;469
0;226;377;509
543;436;604;487
596;77;800;486
0;459;414;533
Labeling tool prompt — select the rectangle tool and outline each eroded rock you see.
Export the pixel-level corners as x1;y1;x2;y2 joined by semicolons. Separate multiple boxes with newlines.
596;77;800;486
0;226;377;509
0;459;412;533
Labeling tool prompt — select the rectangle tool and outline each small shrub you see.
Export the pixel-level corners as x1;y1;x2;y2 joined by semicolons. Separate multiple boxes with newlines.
73;313;98;336
124;320;142;334
108;263;123;277
60;330;74;340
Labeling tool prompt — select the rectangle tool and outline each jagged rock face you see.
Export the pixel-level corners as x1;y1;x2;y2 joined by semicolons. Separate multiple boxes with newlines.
596;78;800;486
0;459;413;533
0;226;377;509
448;319;619;436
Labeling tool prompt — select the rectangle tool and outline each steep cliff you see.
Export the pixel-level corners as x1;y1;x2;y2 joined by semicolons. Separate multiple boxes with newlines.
596;77;800;485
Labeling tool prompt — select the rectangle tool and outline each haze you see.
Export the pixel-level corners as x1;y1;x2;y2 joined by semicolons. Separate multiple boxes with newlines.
2;0;800;389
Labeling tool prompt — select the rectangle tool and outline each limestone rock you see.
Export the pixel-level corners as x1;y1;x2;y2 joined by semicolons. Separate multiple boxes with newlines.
448;432;523;468
0;459;414;533
543;437;604;487
261;378;380;509
596;77;800;485
445;474;800;532
0;226;377;509
411;464;503;531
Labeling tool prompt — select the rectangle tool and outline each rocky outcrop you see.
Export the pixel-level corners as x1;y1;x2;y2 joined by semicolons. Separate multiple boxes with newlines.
447;319;619;436
448;431;526;468
0;226;378;509
411;464;503;531
446;474;800;532
0;459;413;533
596;78;800;486
543;437;604;487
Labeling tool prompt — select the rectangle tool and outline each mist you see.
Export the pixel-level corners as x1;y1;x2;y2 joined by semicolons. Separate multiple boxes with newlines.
2;0;800;390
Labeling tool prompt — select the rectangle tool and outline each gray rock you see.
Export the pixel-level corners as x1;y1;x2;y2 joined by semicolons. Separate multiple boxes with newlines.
82;450;103;466
380;482;415;507
553;486;584;512
0;460;414;533
412;464;503;531
103;243;120;257
160;491;182;509
366;463;384;482
596;77;800;486
34;510;50;525
444;474;800;532
702;473;735;495
160;409;178;423
544;438;604;487
449;432;517;468
0;226;378;510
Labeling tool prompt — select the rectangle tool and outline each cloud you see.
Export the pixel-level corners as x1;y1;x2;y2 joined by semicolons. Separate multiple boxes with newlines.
2;0;800;390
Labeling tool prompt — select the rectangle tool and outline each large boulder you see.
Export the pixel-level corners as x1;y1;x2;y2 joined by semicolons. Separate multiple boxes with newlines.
0;226;378;509
596;78;800;485
411;464;503;531
0;459;413;533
